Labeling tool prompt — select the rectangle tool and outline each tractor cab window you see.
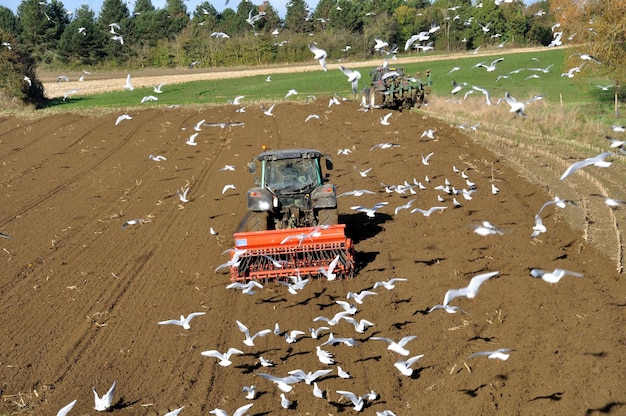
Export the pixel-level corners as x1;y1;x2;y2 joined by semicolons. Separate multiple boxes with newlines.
266;158;318;191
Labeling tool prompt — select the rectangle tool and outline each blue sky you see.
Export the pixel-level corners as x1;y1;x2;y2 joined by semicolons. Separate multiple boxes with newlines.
3;0;316;18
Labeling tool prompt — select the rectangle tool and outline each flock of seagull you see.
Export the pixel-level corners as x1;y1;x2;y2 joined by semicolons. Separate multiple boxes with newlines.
37;10;625;414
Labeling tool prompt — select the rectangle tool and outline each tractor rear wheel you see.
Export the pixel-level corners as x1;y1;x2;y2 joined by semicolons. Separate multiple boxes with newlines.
246;211;269;231
317;208;338;226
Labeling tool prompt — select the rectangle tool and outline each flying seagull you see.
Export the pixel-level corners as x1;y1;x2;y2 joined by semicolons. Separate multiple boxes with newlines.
158;312;206;330
560;152;612;180
443;271;499;307
308;44;328;71
93;381;116;412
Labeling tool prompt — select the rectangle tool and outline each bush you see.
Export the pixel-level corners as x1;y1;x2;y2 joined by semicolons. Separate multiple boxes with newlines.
0;30;46;109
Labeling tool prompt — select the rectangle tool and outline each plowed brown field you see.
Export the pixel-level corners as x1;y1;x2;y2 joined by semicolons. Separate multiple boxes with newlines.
0;99;624;416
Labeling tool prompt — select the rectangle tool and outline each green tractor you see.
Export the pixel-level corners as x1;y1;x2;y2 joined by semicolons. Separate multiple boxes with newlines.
364;66;431;110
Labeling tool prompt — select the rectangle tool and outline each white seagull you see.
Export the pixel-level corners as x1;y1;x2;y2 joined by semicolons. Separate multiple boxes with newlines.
373;277;408;290
346;290;377;304
164;406;185;416
226;280;263;295
318;254;341;280
410;206;447;216
236;320;272;346
177;186;190;203
468;348;513;361
256;373;303;392
242;385;256;399
93;381;116;411
115;114;132;125
158;312;206;330
530;268;584;284
443;271;499;307
336;390;366;412
369;335;417;356
123;74;133;90
316;345;335;365
287;369;332;384
379;112;393;125
285;329;306;343
56;399;77;416
209;403;253;416
394;354;425;376
308;44;328;71
186;133;199;146
351;202;389;218
339;66;361;96
222;184;236;194
560;152;612;180
201;347;244;366
473;58;504;72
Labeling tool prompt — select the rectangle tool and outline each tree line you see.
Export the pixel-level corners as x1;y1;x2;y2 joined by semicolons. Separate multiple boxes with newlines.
1;0;556;70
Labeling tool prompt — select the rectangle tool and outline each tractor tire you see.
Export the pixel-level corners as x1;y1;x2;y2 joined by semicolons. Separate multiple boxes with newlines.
317;208;338;226
246;211;269;232
369;88;384;108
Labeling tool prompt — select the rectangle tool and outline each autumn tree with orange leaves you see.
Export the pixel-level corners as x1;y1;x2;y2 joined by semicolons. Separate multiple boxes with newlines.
551;0;626;99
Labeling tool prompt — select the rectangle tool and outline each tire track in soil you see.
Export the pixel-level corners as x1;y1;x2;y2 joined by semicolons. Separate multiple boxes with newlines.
37;108;268;408
0;122;141;227
0;115;85;161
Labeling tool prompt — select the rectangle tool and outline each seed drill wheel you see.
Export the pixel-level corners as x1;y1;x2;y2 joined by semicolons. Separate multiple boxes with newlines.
246;211;269;232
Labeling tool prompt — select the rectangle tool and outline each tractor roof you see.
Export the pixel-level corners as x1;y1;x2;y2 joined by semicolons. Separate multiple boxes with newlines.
256;148;325;161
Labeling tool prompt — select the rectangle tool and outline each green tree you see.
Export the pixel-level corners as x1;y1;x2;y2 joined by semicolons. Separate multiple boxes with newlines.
284;0;313;33
134;0;155;15
57;5;105;65
98;0;131;62
0;6;20;34
163;0;189;39
17;0;60;58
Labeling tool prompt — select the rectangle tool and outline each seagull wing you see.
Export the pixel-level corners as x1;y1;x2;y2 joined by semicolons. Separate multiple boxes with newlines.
158;319;184;326
233;403;254;416
56;399;77;416
466;271;499;293
443;288;467;307
236;320;250;338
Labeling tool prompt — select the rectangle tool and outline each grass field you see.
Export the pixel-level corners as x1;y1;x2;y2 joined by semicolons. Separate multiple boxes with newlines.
45;47;617;115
